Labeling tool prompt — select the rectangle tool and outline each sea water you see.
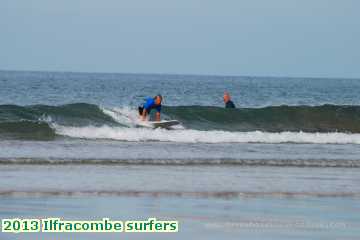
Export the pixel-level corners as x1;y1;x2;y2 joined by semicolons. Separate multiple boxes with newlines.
0;70;359;239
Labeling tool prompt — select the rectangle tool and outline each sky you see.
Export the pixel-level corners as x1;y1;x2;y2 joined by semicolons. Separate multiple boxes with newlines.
1;0;359;78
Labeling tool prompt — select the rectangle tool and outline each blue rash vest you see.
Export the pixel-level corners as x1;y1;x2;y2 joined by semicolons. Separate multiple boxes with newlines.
143;98;161;113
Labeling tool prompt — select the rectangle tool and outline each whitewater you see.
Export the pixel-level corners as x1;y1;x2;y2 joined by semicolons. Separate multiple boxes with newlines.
54;124;360;144
46;106;360;144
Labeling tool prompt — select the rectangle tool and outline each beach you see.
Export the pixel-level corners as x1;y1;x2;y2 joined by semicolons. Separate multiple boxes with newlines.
1;164;359;239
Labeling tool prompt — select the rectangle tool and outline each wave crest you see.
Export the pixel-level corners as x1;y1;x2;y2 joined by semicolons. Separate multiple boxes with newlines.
1;103;360;143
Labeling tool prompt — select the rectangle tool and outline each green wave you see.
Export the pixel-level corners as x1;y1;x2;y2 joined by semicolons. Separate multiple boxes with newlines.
163;105;360;132
0;103;117;126
1;103;360;140
0;103;118;140
0;121;55;140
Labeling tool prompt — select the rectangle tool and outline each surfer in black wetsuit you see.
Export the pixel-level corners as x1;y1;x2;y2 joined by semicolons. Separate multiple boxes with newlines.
223;92;236;108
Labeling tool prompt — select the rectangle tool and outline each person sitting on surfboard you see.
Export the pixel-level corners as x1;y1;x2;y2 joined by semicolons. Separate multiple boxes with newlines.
223;92;236;108
138;95;162;121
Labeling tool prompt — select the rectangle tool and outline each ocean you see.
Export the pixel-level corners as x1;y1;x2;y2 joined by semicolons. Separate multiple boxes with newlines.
0;70;359;239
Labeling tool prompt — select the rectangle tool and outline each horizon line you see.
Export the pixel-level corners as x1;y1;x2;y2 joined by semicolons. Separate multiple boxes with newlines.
0;68;359;81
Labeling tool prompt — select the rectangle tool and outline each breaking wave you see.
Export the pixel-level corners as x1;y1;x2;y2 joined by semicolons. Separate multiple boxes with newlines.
55;125;360;144
1;103;360;144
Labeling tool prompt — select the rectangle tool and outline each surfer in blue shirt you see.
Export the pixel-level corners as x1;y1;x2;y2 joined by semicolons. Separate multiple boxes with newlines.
138;95;163;121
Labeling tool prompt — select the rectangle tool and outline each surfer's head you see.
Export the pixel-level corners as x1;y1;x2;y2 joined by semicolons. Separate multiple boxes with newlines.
223;92;231;103
154;94;162;105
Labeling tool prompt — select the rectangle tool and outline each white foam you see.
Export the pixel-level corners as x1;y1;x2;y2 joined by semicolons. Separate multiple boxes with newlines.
101;106;185;129
53;124;360;144
48;106;360;144
101;106;139;127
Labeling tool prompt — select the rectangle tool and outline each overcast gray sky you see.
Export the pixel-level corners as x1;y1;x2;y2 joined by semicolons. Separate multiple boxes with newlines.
1;0;359;78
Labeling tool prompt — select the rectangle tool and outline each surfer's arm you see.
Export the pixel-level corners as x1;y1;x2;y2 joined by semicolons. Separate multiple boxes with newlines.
155;105;161;121
155;112;161;121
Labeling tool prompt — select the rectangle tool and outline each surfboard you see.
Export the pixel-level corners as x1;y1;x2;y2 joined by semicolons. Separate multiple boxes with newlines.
137;120;180;129
151;120;180;129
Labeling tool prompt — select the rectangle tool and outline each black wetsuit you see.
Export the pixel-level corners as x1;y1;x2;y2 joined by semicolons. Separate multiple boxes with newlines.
225;100;236;108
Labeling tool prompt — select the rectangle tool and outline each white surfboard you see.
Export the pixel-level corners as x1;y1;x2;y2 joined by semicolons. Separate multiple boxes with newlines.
151;120;180;129
137;120;180;129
